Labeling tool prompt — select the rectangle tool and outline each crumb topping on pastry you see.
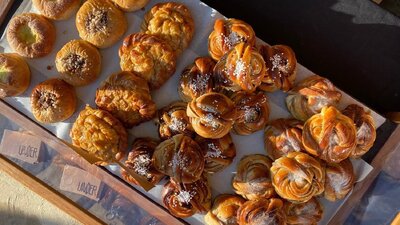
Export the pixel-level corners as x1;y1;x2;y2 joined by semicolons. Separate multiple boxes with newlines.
37;91;57;109
63;54;86;74
86;10;108;33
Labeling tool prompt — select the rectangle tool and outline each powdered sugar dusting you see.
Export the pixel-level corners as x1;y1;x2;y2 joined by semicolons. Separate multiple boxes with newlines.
357;122;371;140
169;117;186;131
132;154;152;179
243;106;259;122
176;190;193;204
190;74;210;94
205;143;223;158
203;113;219;129
234;58;248;77
270;53;289;74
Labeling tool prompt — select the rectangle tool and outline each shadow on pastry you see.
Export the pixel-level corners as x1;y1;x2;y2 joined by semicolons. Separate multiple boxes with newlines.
0;53;31;97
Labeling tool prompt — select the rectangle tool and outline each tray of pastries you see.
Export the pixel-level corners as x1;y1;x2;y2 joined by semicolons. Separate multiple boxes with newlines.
0;0;386;224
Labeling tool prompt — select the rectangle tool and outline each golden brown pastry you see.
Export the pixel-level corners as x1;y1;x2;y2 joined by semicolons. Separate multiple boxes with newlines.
178;57;215;102
324;159;355;201
214;43;266;93
302;106;357;163
162;176;211;218
259;44;297;92
32;0;80;20
286;75;342;121
204;194;246;225
95;71;156;128
76;0;127;48
111;0;150;12
284;197;323;225
270;152;325;203
156;101;195;140
55;39;102;86
233;154;275;200
0;53;30;97
187;92;237;139
208;18;256;61
237;198;286;225
70;105;128;165
264;118;304;160
141;2;194;56
342;104;377;158
119;33;176;89
31;78;76;123
152;134;204;183
231;91;269;135
7;13;56;58
195;134;236;173
121;138;164;186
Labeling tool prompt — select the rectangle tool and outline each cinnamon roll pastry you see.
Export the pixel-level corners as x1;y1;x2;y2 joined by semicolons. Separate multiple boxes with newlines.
162;176;211;218
152;134;204;183
286;75;342;121
187;92;236;139
231;91;269;135
237;198;286;225
178;57;215;102
119;33;176;89
232;154;275;200
324;159;355;201
70;105;128;166
121;138;164;186
141;2;194;56
214;42;266;93
264;118;304;160
208;18;256;61
157;101;194;140
284;197;323;225
204;194;246;225
270;152;325;203
195;134;236;173
95;71;156;128
342;104;377;158
259;44;297;92
302;106;357;163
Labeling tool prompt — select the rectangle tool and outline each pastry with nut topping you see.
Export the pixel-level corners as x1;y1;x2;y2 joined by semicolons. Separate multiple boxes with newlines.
70;105;128;165
31;78;76;123
76;0;127;48
55;40;101;86
95;71;156;128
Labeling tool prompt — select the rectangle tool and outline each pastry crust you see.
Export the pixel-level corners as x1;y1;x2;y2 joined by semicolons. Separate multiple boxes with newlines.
7;13;56;58
214;42;266;93
76;0;127;48
178;57;215;102
55;39;102;86
162;176;211;218
231;91;269;135
0;53;30;97
141;2;194;56
156;101;194;140
237;198;286;225
233;154;275;200
121;138;164;186
208;18;256;61
32;0;80;20
187;92;236;139
111;0;150;12
284;197;323;225
95;71;156;128
324;159;355;201
31;78;76;123
270;152;325;203
286;75;342;121
204;194;246;225
70;105;128;165
302;106;357;163
152;134;204;183
264;118;304;160
259;44;297;92
195;134;236;173
342;104;376;158
119;33;176;89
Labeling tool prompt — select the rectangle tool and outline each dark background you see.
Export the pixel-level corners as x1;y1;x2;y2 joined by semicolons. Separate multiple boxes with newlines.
202;0;400;114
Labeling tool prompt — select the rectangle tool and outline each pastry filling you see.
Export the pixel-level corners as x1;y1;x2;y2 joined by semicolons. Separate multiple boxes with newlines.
37;91;57;109
17;25;37;45
62;54;86;74
86;10;108;33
